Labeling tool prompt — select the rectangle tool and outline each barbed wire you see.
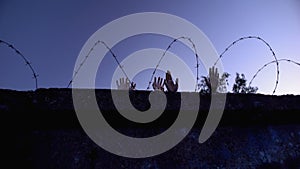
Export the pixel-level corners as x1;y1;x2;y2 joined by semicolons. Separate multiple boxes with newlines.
146;36;200;91
67;40;130;88
249;58;300;91
68;36;283;94
213;36;279;95
0;39;38;89
2;36;297;94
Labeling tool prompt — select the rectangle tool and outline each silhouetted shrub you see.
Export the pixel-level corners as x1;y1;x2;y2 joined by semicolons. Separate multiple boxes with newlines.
232;73;258;94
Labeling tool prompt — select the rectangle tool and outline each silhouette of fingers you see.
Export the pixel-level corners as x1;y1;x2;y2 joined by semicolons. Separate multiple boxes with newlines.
130;82;136;90
152;77;157;89
164;71;179;92
158;77;163;86
166;70;172;81
117;77;133;90
152;76;164;90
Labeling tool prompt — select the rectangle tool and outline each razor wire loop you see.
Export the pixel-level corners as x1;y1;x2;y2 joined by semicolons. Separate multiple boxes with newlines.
213;36;279;95
249;58;300;88
67;40;131;88
0;39;39;89
146;36;200;91
68;36;284;94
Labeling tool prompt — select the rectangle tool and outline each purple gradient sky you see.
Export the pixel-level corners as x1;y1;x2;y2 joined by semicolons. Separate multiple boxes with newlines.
0;0;300;95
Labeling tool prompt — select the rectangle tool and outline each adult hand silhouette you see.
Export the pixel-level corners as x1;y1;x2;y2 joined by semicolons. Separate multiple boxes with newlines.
203;66;219;93
164;70;178;92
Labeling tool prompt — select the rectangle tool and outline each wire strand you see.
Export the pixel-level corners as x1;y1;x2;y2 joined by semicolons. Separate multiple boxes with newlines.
0;39;39;89
67;40;130;88
213;36;279;95
146;37;200;91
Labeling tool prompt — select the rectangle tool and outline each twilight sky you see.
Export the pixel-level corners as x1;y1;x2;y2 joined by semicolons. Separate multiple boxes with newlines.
0;0;300;95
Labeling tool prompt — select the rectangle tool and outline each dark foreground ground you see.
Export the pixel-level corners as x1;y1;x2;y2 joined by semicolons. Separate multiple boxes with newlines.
1;88;300;169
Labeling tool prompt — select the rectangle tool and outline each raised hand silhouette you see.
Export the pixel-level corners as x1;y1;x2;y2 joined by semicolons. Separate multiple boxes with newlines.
130;81;136;90
164;70;178;92
202;66;219;93
116;77;136;90
152;77;164;91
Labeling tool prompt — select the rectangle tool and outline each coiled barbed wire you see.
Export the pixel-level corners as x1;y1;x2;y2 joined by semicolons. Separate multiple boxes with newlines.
2;36;297;94
0;39;39;89
213;36;279;94
67;40;130;88
146;36;200;91
249;58;300;89
68;36;284;94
